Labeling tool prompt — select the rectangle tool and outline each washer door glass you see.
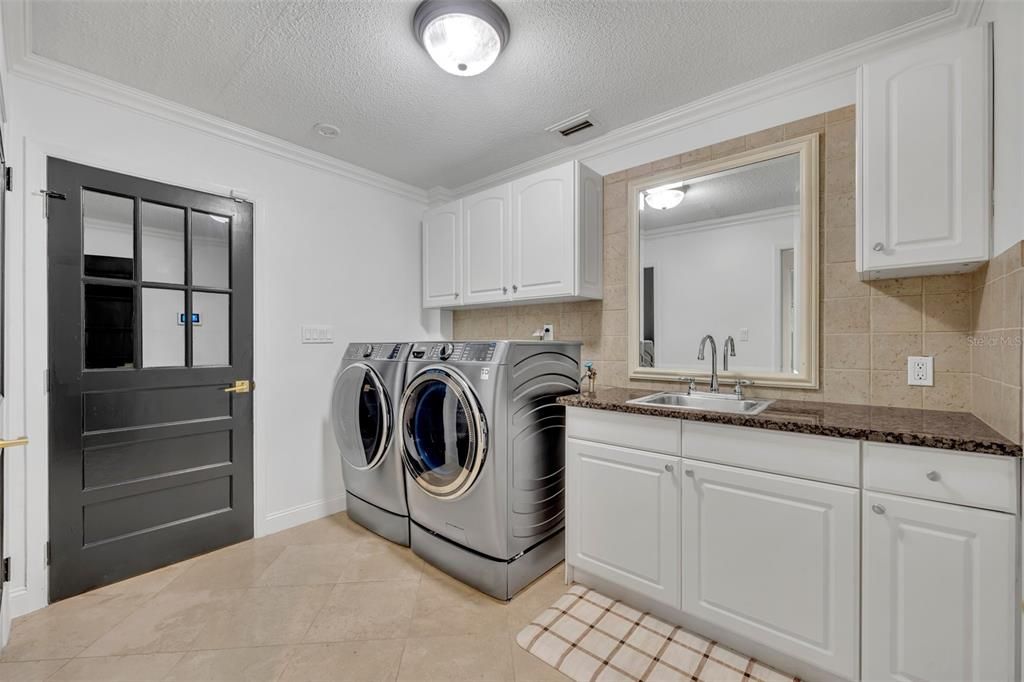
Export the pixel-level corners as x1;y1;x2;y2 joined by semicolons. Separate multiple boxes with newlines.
331;363;392;470
401;368;487;498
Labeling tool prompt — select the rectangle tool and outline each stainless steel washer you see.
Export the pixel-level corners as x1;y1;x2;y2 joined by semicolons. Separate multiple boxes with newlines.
330;342;411;545
400;340;581;599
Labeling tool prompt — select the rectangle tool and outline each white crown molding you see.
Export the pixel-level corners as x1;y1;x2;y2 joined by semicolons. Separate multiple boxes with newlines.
642;205;799;240
447;0;982;198
2;0;428;203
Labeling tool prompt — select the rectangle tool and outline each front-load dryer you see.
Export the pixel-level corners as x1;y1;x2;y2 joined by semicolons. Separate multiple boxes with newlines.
399;340;580;599
330;342;411;545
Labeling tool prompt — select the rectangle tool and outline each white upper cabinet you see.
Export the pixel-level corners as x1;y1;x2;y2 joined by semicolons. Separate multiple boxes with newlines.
862;492;1016;682
421;200;462;308
463;185;511;305
422;161;603;309
857;26;991;278
680;460;860;680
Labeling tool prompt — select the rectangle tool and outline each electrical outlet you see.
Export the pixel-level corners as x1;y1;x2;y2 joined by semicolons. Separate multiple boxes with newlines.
907;356;934;386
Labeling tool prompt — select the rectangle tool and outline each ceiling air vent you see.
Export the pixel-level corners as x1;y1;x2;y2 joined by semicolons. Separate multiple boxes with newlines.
546;110;597;138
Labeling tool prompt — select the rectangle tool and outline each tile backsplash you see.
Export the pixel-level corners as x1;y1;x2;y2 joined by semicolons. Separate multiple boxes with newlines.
452;106;1023;442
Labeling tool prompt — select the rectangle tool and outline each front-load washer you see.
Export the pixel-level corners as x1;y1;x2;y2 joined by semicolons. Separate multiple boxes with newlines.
399;340;581;599
330;342;411;545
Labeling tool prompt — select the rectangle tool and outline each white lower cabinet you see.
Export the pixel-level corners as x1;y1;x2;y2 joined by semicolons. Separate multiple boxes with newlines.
862;491;1016;682
566;438;680;608
679;460;860;680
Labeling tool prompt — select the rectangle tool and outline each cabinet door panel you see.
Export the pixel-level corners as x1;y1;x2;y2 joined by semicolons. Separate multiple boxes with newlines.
567;438;680;608
863;492;1015;682
681;460;859;679
463;186;510;305
511;162;575;299
859;26;990;273
422;201;461;308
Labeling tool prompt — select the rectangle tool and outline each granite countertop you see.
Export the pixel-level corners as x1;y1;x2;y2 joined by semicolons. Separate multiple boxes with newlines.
559;387;1022;457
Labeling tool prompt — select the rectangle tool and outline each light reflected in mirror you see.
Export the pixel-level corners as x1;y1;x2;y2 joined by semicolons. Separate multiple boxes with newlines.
632;138;818;387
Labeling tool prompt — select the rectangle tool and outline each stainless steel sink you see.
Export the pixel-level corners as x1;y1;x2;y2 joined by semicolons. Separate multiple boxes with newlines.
627;392;774;415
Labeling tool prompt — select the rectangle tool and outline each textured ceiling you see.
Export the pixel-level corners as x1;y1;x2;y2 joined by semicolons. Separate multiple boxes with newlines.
641;154;800;230
17;0;951;189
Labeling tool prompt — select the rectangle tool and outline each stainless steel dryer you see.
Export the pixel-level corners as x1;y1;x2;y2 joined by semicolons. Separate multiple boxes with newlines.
330;342;411;545
399;340;581;599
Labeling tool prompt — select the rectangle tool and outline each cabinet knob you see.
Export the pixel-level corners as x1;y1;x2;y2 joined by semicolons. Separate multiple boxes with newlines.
871;503;886;515
512;284;519;293
664;463;674;472
453;292;459;299
872;242;885;252
926;470;941;482
684;469;695;477
502;286;508;294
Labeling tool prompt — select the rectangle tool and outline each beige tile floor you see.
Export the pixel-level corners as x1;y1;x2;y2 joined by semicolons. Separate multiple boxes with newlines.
0;513;571;681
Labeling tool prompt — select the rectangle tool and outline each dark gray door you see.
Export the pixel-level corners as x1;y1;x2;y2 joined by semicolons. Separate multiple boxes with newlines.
46;158;254;602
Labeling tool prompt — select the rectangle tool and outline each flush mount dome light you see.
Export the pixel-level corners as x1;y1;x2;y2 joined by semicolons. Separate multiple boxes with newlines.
644;184;687;210
414;0;510;77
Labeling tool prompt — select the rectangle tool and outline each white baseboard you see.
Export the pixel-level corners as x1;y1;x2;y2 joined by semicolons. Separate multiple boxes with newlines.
259;494;347;538
9;584;46;620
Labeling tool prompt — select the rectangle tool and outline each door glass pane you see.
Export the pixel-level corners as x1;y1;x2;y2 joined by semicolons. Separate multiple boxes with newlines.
141;202;184;284
83;190;133;279
192;211;230;288
84;283;134;368
142;288;185;368
401;375;479;495
193;292;229;366
331;365;390;469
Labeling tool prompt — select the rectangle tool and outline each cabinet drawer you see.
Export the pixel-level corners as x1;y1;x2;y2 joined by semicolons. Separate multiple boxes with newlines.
863;442;1018;514
682;422;860;486
566;407;681;455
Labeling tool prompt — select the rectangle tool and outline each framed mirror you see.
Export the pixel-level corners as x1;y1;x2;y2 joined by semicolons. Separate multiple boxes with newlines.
627;134;820;388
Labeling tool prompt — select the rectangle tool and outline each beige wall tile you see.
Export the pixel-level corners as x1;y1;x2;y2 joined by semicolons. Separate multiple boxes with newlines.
825;228;855;264
784;114;825;137
825;192;854;230
651;155;681;171
823;370;870;404
923;273;972;294
871;334;922;371
870;370;923;408
869;277;922;298
825;105;855;123
923;332;971;373
678;146;712;166
604;180;626;210
711;136;746;159
825;120;854;160
824;334;870;370
924;292;971;333
871;295;922;333
824;263;869;299
825;297;870;333
1004;269;1023;330
745;125;785;149
923;372;971;412
603;206;627;235
626;163;654;180
600;309;627;337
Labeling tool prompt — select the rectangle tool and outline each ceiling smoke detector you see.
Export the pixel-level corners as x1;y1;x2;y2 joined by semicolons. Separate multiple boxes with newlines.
414;0;510;77
314;123;341;138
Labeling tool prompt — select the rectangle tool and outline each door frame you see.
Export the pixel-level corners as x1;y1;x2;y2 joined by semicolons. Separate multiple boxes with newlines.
9;136;266;616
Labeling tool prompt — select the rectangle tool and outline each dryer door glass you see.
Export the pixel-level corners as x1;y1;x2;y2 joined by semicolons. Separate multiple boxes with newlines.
401;368;487;499
331;363;392;470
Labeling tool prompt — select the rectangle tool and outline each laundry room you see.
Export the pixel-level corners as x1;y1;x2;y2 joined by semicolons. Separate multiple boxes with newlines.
1;1;1023;680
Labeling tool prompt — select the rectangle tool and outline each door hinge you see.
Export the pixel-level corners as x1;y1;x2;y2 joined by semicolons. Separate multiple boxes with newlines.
5;166;12;192
40;189;67;218
45;541;51;566
2;557;10;582
44;369;50;394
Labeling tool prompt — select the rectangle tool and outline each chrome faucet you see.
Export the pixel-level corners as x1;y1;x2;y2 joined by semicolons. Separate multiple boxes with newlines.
697;335;719;393
722;336;736;371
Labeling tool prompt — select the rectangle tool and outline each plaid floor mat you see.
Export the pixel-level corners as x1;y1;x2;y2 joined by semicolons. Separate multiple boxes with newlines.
515;585;800;682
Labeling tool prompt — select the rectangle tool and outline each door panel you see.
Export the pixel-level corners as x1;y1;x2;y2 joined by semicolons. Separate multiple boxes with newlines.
680;460;859;679
567;438;680;608
862;492;1015;682
511;163;575;300
47;158;254;601
463;186;510;305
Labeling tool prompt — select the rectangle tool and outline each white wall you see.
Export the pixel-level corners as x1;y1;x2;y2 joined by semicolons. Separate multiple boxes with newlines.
2;74;442;616
979;1;1024;254
641;209;799;370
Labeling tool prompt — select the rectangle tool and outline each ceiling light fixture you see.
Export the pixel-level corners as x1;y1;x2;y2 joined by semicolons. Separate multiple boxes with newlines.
645;185;687;211
413;0;510;77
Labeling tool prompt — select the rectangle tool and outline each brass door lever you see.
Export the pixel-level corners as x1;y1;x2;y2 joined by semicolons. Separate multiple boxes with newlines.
0;436;29;449
224;380;253;394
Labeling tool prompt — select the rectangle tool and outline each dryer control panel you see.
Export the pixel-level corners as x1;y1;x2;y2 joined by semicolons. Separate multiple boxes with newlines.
410;342;497;362
344;343;404;361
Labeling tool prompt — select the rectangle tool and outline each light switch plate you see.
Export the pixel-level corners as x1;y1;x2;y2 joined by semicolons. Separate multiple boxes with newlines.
301;325;334;344
907;356;934;386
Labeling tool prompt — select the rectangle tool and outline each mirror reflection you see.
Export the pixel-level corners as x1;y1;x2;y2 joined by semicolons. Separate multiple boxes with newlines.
638;152;803;375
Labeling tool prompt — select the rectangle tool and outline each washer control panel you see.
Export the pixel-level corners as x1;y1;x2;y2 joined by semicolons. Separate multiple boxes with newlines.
345;343;404;360
410;342;497;362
